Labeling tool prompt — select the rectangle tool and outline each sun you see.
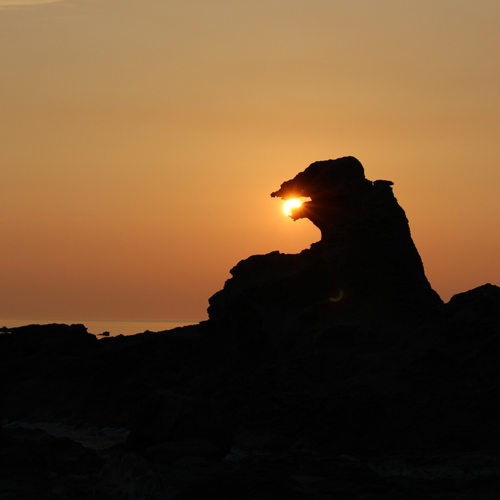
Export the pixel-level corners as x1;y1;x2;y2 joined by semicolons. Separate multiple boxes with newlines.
283;199;302;216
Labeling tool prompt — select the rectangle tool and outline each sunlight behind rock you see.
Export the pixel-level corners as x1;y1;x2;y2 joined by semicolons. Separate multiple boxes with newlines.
283;199;302;216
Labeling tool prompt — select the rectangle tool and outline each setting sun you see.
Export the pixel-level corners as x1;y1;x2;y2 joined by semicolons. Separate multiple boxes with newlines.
283;199;302;216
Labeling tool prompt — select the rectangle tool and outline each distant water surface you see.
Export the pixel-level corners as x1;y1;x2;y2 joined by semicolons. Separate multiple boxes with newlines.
0;319;199;337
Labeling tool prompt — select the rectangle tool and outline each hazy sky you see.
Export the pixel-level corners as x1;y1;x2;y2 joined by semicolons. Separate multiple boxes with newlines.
1;0;499;321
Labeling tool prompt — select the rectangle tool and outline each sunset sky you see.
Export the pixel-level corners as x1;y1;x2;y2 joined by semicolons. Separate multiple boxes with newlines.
1;0;499;321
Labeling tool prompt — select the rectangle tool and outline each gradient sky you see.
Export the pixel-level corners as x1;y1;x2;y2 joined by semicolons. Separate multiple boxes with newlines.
1;0;499;321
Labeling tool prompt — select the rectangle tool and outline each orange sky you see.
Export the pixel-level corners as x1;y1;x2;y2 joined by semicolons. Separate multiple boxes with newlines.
1;0;499;321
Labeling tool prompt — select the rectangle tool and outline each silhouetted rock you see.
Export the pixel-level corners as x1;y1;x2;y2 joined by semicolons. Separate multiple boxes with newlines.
0;325;199;427
126;390;233;462
2;322;96;353
447;283;500;325
193;157;499;455
3;157;500;498
0;426;103;499
207;157;442;366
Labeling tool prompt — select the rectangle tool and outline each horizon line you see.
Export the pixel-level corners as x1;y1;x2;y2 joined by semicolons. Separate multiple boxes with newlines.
0;318;202;324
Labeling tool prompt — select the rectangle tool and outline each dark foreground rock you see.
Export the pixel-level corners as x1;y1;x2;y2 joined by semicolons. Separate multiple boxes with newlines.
1;157;500;498
3;425;500;500
0;324;200;427
126;390;234;462
0;426;102;500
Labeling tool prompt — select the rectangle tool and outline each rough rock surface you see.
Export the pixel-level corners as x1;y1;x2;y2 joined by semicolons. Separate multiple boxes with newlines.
126;389;234;462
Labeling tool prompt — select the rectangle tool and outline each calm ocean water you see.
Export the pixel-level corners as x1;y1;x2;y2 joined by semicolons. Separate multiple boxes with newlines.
0;318;200;337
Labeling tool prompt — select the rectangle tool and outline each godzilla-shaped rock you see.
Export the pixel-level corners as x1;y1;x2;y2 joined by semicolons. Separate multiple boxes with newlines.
208;157;442;348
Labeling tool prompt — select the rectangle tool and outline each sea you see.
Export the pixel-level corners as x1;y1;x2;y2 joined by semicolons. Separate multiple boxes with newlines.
0;318;200;337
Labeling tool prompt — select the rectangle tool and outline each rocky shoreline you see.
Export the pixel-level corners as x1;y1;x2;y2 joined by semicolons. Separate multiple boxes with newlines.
3;420;500;499
2;157;500;498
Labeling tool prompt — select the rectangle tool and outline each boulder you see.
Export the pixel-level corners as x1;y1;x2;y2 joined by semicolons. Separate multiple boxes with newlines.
126;390;234;462
0;426;102;499
446;283;500;325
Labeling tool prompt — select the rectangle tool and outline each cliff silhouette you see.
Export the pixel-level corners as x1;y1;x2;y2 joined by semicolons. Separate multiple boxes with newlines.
2;156;500;499
209;156;442;341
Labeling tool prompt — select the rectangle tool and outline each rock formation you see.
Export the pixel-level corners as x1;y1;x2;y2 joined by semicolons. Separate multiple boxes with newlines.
207;157;442;358
126;390;234;462
2;156;500;499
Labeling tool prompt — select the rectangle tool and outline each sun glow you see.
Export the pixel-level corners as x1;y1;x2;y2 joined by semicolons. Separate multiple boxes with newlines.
283;199;302;216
